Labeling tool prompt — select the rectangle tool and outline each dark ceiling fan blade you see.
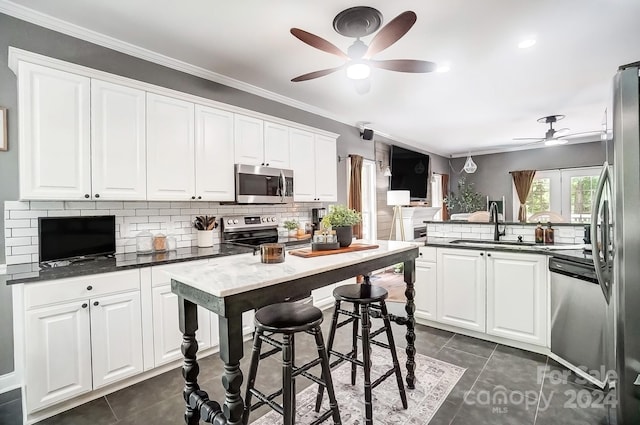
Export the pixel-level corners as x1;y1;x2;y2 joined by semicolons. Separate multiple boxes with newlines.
364;11;417;59
291;66;343;82
370;59;436;73
290;28;349;59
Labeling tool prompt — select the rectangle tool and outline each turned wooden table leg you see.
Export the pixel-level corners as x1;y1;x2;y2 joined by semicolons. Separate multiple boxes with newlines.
219;315;245;425
404;259;416;389
179;297;201;425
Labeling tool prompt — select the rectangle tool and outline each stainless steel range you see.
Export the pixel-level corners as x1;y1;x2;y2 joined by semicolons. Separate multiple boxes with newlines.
221;215;310;249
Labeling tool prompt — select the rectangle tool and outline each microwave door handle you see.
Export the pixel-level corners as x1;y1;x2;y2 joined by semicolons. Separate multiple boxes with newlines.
279;170;286;202
590;162;611;303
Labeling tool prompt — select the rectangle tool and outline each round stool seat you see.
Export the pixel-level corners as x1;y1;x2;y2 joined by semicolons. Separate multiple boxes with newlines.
333;284;388;304
255;302;324;334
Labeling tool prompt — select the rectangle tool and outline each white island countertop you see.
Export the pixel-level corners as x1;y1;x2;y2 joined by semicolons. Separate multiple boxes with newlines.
166;240;419;298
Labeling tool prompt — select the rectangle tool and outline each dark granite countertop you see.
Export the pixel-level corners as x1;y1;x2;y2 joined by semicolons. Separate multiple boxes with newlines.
4;244;255;285
419;237;594;265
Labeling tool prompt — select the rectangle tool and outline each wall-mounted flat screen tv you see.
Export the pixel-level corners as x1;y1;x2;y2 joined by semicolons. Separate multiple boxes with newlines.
38;215;116;262
389;145;430;201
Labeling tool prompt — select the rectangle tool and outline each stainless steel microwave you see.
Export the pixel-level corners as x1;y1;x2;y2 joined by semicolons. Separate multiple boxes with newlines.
235;164;294;204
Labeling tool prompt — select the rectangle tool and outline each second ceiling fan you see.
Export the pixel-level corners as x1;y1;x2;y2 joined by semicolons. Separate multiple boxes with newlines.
290;7;436;87
513;115;600;146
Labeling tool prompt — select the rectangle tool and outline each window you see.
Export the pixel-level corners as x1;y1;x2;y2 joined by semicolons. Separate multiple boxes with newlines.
512;166;601;222
346;159;377;240
430;174;443;221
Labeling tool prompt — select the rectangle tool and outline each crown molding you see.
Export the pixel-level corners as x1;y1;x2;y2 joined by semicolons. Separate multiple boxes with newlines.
0;0;349;127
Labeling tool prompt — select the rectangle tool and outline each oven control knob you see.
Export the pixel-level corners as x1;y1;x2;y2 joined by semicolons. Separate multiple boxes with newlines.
271;216;276;222
227;219;233;225
262;217;267;222
233;219;239;224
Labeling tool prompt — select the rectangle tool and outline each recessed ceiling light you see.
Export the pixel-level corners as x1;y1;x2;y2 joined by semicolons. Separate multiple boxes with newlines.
518;38;536;49
436;64;450;73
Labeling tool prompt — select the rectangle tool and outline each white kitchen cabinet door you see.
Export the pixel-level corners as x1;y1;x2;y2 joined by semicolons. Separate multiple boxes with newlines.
436;248;486;332
263;121;290;169
415;260;437;321
290;128;316;201
18;61;91;200
313;134;338;202
91;79;147;200
146;93;195;200
90;291;144;389
195;105;235;201
152;285;211;366
234;114;264;166
486;252;547;346
25;300;92;412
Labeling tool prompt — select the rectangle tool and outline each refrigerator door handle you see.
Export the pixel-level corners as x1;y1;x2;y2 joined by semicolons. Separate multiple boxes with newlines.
590;161;612;304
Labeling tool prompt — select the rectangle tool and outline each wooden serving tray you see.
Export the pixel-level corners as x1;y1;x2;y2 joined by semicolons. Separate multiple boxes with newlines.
288;243;379;258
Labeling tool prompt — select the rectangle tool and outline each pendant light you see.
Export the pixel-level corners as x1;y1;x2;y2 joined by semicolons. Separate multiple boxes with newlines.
463;154;477;174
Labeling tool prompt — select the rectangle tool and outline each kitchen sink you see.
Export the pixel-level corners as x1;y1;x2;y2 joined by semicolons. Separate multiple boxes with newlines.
449;239;537;247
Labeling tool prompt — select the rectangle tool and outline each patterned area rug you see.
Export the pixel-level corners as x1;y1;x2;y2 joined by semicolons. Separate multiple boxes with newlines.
251;346;466;424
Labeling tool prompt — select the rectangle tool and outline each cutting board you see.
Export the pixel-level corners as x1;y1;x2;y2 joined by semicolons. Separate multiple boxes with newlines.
288;243;379;258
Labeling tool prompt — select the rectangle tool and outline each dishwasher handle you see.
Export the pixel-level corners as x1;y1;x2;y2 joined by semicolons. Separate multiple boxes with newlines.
549;258;598;284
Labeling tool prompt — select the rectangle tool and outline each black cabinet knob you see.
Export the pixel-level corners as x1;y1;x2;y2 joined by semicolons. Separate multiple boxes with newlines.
191;196;196;200
94;194;100;198
480;252;484;256
82;303;88;308
419;252;423;257
266;163;269;166
487;253;492;257
87;285;93;291
84;194;90;199
93;301;99;306
261;162;264;166
197;196;202;200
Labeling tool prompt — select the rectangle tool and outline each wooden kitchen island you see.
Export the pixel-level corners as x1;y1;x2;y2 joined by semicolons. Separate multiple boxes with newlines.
168;240;419;425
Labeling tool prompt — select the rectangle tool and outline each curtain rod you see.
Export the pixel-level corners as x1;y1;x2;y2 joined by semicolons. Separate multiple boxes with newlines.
337;154;376;163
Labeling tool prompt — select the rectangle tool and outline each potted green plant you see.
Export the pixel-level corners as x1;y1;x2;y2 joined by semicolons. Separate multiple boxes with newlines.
443;176;485;214
282;219;299;237
321;205;362;247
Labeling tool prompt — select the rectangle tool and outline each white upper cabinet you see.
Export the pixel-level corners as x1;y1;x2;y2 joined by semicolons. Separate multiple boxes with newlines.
290;129;337;202
486;251;547;346
263;121;290;169
91;79;147;200
195;105;235;201
18;62;91;200
314;134;338;202
146;93;196;200
234;114;264;166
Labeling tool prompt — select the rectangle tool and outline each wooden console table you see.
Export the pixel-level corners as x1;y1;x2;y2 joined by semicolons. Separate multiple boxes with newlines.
168;240;419;425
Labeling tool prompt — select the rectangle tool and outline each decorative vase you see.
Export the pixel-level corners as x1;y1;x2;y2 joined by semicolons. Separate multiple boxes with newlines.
335;226;353;248
197;230;214;248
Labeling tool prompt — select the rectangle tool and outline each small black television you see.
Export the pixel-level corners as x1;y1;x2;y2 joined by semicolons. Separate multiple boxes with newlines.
38;216;116;262
389;145;430;201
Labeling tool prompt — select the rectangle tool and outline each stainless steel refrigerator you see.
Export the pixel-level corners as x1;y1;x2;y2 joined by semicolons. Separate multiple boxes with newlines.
594;62;640;424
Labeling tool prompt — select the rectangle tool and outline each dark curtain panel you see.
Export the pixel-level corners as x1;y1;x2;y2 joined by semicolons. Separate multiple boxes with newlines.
441;174;450;221
511;170;537;222
348;155;364;239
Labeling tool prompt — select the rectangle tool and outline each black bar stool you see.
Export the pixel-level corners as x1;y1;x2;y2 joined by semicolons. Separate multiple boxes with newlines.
316;283;407;425
243;302;342;425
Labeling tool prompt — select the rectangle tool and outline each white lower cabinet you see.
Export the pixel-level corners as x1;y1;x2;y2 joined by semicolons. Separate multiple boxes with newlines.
23;270;143;412
415;247;437;321
486;251;547;346
436;248;486;332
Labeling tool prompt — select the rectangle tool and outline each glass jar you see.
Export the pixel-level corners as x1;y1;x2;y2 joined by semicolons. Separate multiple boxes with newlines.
166;235;177;251
136;231;153;254
153;233;167;252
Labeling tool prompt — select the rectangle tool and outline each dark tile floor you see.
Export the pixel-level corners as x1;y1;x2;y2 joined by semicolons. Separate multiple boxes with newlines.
1;308;617;425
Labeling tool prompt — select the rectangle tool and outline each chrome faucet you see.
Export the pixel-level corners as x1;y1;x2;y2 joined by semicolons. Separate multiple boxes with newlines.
489;202;506;241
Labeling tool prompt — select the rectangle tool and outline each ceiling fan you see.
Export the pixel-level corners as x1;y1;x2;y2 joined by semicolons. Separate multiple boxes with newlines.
289;7;436;89
513;115;599;146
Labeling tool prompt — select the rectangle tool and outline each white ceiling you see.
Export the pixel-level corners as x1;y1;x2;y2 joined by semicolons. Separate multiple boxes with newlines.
3;0;640;156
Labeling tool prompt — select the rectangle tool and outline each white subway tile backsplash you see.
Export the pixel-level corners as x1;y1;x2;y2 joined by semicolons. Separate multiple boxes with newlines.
10;228;38;237
124;216;149;224
136;209;160;216
12;245;38;255
123;201;148;209
66;201;95;210
81;209;110;216
9;210;45;219
30;201;64;210
5;237;32;247
5;219;32;228
6;254;33;265
48;210;82;217
4;201;30;211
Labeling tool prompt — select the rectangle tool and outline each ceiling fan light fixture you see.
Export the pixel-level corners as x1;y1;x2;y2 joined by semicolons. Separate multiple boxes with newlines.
544;139;568;146
463;155;477;173
518;38;537;49
436;64;450;73
346;62;371;80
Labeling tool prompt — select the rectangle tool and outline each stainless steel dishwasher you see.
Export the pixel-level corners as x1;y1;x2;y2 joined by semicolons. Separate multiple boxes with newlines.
549;256;615;388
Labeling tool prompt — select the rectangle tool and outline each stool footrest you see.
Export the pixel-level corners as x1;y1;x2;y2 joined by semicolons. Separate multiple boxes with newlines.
259;333;284;350
371;367;399;390
329;349;364;367
249;387;284;415
310;409;334;425
259;346;281;360
292;357;322;378
336;308;360;319
298;369;325;387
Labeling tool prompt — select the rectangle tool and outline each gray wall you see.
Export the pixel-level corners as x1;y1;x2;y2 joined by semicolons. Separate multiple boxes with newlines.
0;13;448;377
449;141;607;220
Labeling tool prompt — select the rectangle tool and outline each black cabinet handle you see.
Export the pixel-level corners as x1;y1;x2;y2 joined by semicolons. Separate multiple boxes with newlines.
87;285;93;291
94;194;100;198
82;303;88;308
93;301;99;306
84;194;90;199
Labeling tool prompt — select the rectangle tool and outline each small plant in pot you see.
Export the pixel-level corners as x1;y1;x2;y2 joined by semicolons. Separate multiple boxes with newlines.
321;205;362;247
282;219;299;237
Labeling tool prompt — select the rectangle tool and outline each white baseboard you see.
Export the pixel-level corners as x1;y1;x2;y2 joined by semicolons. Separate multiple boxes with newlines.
0;371;21;395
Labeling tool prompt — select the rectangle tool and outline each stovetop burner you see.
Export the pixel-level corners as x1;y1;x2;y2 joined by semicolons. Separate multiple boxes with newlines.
221;215;310;249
